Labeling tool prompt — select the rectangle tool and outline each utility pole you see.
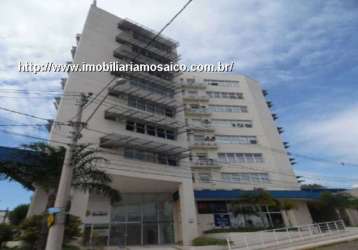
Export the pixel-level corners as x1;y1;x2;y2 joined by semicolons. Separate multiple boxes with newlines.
45;93;88;250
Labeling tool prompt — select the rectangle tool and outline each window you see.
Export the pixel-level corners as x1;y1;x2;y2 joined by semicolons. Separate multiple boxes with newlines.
207;91;244;99
218;153;264;164
157;128;166;138
147;125;156;136
204;78;239;87
126;121;135;131
136;123;145;134
128;96;175;118
166;130;175;140
216;135;258;144
221;172;270;184
212;119;253;128
208;105;248;113
124;148;178;166
125;120;176;140
198;173;212;183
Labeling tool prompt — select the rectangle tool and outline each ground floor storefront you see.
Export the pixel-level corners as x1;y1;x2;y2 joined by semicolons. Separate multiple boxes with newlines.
81;190;315;247
83;193;175;247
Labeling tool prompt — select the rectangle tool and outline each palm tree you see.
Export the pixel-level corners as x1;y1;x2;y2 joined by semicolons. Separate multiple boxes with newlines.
0;142;120;205
0;142;120;249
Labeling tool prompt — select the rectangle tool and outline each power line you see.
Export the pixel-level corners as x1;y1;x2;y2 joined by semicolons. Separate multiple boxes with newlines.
80;0;194;125
1;124;358;187
2;102;358;171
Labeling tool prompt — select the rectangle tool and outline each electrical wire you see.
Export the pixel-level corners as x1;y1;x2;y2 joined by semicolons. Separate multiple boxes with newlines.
79;0;194;126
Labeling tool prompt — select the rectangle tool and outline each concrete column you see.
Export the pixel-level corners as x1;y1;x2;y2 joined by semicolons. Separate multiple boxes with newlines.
69;190;90;221
178;179;199;246
27;186;49;217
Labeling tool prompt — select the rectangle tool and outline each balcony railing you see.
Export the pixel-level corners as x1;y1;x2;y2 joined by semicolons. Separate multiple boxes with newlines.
116;31;179;62
181;82;207;89
100;133;188;156
182;94;209;102
60;78;67;90
104;103;185;129
108;79;177;108
118;19;178;48
191;141;217;149
71;46;77;59
191;159;221;168
226;220;346;250
184;108;211;116
188;124;215;132
111;61;178;90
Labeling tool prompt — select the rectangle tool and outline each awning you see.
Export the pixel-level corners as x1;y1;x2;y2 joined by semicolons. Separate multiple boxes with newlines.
194;189;346;201
108;79;177;108
100;133;188;156
104;104;186;129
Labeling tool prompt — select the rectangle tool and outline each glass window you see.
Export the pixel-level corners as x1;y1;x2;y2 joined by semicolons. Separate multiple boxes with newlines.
158;154;168;164
136;123;145;134
126;121;135;131
198;173;211;182
166;130;175;140
157;128;166;138
147;125;156;136
136;100;145;110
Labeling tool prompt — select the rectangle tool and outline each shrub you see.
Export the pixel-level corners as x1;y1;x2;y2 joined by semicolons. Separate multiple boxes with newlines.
192;236;227;246
18;214;82;249
0;223;14;246
9;204;29;226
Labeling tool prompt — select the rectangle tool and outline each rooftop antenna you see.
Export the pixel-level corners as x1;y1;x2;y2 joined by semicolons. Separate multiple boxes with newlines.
92;0;97;6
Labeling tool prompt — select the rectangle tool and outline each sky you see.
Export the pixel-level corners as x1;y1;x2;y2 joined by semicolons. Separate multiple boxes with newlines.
1;0;358;209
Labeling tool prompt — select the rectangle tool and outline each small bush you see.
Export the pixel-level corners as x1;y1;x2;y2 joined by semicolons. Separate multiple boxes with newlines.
0;223;15;246
9;204;29;226
192;236;227;246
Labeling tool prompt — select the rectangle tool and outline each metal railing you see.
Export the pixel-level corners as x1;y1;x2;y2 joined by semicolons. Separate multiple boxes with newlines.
226;220;346;250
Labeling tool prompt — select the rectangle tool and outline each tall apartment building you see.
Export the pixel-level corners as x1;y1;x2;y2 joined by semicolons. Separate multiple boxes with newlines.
28;4;314;247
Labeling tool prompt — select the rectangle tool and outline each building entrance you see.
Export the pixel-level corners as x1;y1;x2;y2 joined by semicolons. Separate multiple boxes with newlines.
110;193;175;246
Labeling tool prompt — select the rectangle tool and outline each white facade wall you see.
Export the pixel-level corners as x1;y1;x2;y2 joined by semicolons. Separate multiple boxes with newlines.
181;72;299;191
28;4;314;246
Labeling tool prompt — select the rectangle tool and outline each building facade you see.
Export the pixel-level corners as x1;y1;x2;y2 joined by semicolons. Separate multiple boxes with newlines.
28;4;314;247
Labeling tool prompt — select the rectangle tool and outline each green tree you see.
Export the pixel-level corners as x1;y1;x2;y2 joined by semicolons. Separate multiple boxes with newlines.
0;142;120;206
8;204;29;226
301;184;326;190
19;214;81;250
0;142;121;249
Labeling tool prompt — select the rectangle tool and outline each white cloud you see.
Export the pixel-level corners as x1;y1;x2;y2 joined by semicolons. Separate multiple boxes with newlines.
293;104;358;163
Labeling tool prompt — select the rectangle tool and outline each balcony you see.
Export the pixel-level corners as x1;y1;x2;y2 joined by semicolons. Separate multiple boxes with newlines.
181;82;207;89
111;60;178;90
184;108;211;116
108;79;177;108
116;31;179;62
182;94;209;102
114;45;162;66
117;19;178;49
100;133;188;156
53;97;61;110
190;141;217;149
60;78;67;90
104;104;185;129
188;123;215;133
191;158;221;168
75;33;81;44
71;46;77;59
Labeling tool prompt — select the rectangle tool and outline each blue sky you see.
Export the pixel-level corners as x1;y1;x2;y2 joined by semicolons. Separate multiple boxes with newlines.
1;0;358;209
